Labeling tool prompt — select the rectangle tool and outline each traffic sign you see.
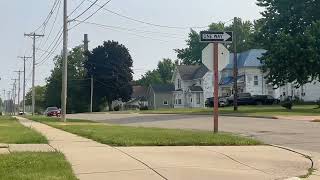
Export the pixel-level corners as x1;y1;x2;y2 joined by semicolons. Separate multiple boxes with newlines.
200;31;233;43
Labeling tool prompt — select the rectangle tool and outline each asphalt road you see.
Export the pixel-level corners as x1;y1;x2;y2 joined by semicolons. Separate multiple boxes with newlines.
67;113;320;153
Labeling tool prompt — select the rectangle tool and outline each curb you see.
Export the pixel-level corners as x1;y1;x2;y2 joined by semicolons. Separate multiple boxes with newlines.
269;144;315;179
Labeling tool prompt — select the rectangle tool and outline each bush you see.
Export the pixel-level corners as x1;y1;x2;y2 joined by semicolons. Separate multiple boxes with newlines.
316;98;320;109
281;98;293;110
139;106;148;111
113;106;120;111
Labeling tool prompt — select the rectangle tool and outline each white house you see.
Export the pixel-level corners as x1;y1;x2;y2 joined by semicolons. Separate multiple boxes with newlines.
220;49;320;102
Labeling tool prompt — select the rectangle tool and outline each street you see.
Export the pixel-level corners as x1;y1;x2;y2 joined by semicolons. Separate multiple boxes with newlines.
68;113;320;153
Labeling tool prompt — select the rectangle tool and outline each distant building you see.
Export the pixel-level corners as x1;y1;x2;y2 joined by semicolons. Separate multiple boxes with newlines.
147;84;174;109
172;64;211;108
124;86;148;109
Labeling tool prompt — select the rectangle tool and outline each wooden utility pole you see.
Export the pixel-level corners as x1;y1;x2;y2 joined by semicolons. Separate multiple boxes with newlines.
18;56;32;114
233;17;239;111
61;0;68;122
24;33;44;115
14;70;23;112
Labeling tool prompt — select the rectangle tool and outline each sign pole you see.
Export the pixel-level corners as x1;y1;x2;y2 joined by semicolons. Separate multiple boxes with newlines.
213;43;219;133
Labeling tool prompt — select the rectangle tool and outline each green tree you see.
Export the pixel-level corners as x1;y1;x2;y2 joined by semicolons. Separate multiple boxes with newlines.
45;46;90;113
25;86;47;113
136;58;176;86
85;41;133;111
256;0;320;86
157;58;176;84
175;18;257;65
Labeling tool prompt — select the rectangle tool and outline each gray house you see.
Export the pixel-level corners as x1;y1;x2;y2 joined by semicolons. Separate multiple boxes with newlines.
147;84;174;109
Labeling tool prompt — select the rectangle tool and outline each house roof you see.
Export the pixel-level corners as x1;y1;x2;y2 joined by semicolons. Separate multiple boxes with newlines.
131;86;147;98
176;64;209;80
219;75;245;86
188;86;203;92
151;84;175;93
225;49;267;69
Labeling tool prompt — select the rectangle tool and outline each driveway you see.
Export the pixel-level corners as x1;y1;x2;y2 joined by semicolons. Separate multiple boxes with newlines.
67;113;320;153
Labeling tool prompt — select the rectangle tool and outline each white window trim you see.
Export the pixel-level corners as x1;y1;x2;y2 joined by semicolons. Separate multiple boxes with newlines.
163;100;169;105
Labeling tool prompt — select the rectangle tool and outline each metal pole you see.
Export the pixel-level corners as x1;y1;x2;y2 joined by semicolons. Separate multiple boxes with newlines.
90;75;93;112
233;17;238;111
61;0;68;122
14;70;22;112
213;43;219;133
84;34;92;113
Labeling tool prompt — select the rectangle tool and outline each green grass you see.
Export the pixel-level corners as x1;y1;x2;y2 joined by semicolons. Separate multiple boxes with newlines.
0;116;47;144
0;152;77;180
139;105;320;117
27;116;261;146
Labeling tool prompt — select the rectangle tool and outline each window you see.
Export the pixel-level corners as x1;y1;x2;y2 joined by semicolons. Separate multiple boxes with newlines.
190;98;193;103
163;100;168;105
196;93;201;104
254;76;259;86
199;80;202;85
178;79;181;89
178;99;182;105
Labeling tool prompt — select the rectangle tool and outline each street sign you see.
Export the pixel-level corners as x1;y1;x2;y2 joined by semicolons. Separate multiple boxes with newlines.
200;31;233;43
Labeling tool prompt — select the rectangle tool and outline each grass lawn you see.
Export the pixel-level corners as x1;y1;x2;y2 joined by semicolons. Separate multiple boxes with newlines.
0;152;77;180
26;116;261;146
0;116;47;144
139;105;320;117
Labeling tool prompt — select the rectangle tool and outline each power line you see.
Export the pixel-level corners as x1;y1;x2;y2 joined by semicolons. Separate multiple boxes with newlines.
74;20;185;39
69;0;99;21
86;0;208;30
69;0;113;30
69;0;86;16
38;0;62;48
33;0;60;33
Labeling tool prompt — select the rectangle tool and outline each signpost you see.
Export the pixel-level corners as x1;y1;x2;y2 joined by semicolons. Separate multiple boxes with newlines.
200;31;233;133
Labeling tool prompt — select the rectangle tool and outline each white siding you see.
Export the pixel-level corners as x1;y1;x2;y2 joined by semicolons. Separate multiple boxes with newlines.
244;68;272;96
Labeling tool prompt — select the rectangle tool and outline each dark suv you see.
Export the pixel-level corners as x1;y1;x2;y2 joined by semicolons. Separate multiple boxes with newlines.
227;93;256;105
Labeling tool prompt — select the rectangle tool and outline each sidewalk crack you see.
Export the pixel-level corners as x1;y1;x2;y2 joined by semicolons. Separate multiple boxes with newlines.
113;147;168;180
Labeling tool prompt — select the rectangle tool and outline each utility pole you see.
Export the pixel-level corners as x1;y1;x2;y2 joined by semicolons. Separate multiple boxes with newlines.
2;90;5;114
24;33;44;115
11;80;17;115
14;70;23;112
18;56;32;114
233;17;238;111
7;91;11;115
84;34;92;113
61;0;68;122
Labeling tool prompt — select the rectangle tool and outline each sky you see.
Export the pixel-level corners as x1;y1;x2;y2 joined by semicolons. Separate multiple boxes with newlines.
0;0;263;101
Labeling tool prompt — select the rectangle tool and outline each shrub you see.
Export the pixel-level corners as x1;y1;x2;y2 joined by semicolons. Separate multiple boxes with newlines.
316;98;320;109
139;106;148;111
281;98;293;110
113;106;120;111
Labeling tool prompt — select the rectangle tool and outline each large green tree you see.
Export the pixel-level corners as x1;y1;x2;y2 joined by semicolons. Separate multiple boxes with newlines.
45;46;90;113
136;58;176;86
85;41;133;111
175;18;257;65
25;85;47;113
256;0;320;86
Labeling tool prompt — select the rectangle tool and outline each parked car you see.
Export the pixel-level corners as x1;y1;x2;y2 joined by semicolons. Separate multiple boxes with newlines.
252;95;280;105
44;107;61;117
205;97;228;107
227;93;256;105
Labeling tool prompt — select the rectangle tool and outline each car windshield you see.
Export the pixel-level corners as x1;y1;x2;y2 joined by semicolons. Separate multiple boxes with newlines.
47;107;58;111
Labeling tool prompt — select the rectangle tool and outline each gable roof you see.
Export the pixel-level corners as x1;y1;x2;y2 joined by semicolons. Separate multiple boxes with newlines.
176;64;209;80
131;86;148;98
188;86;203;92
225;49;267;69
150;84;174;93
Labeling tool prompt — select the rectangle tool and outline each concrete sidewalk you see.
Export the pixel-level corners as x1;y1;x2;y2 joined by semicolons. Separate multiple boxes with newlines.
16;117;312;180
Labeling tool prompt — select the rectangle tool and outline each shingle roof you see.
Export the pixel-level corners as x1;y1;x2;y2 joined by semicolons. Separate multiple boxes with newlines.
131;86;147;98
151;84;175;93
225;49;267;69
188;86;203;92
176;64;209;80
